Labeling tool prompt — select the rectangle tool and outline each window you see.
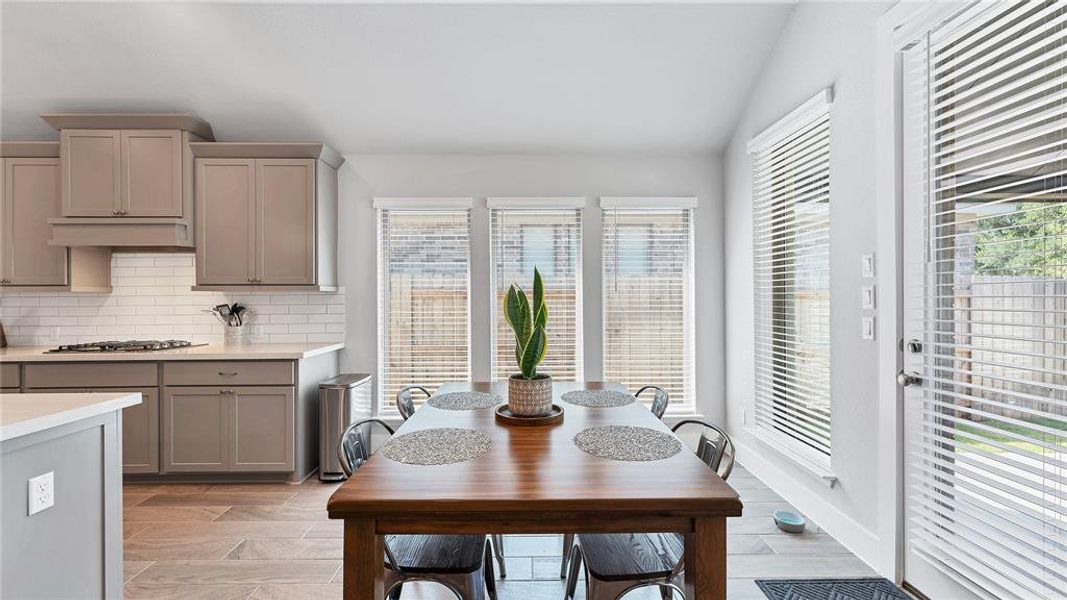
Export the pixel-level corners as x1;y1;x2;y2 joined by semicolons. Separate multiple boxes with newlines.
489;198;583;381
376;199;472;414
749;90;832;463
601;197;696;413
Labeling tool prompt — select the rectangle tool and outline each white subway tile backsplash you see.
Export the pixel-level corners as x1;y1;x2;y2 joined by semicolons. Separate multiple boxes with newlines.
0;252;345;346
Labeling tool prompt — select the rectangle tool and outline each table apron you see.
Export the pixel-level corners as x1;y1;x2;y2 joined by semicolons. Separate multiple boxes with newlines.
371;514;696;535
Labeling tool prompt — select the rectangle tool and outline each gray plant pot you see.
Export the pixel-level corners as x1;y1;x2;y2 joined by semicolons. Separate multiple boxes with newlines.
508;374;553;416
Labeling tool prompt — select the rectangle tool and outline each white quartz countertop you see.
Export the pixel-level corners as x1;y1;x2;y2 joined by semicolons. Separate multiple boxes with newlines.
0;342;344;363
0;392;142;442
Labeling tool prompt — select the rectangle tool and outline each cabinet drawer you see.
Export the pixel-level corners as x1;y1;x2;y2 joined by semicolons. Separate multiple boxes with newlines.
0;364;20;389
163;361;295;386
23;362;158;388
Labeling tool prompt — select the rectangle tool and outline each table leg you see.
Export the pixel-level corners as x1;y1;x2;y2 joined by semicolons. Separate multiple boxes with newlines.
344;519;384;600
683;517;727;600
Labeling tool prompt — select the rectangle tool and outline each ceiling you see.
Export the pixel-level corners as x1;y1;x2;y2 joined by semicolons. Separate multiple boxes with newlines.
1;2;794;154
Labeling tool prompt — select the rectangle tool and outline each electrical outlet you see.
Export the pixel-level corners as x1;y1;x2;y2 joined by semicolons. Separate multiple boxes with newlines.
862;316;876;340
28;472;54;516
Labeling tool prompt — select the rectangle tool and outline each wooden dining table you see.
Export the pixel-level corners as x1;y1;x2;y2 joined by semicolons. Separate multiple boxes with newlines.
327;381;743;599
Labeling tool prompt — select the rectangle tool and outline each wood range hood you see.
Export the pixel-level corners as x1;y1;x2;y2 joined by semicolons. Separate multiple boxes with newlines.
42;113;214;250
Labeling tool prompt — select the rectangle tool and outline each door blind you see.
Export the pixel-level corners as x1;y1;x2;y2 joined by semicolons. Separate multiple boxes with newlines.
377;208;471;414
750;94;832;462
602;206;695;413
908;2;1067;598
490;208;583;381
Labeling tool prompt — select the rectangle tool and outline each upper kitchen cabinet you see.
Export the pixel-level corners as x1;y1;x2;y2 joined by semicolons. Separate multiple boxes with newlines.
0;142;111;292
41;113;214;248
190;143;342;291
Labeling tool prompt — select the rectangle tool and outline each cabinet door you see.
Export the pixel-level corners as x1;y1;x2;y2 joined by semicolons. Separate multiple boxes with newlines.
231;386;294;472
256;159;315;285
195;159;256;285
30;386;159;474
2;158;67;285
122;130;182;217
162;387;229;472
61;129;121;216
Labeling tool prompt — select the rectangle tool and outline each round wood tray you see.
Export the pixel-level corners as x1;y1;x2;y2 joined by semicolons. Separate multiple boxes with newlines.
495;403;564;426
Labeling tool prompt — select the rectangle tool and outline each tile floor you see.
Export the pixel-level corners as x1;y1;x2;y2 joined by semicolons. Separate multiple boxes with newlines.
122;465;876;599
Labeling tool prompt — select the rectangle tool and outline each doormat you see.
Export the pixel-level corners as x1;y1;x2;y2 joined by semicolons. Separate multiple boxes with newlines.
756;578;910;600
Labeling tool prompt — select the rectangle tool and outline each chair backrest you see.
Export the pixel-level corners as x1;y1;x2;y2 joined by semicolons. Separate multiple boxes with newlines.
635;385;669;420
395;385;432;421
670;418;735;481
337;418;396;477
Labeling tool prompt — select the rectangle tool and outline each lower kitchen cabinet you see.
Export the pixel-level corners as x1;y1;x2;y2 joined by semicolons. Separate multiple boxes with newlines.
163;386;294;473
29;386;159;474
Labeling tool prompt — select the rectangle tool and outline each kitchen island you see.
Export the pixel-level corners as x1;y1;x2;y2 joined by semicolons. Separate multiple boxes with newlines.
1;392;141;600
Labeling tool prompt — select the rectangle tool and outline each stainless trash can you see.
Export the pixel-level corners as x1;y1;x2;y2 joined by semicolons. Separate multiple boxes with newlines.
319;373;372;481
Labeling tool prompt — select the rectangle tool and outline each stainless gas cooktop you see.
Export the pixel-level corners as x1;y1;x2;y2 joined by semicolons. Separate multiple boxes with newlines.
46;340;206;353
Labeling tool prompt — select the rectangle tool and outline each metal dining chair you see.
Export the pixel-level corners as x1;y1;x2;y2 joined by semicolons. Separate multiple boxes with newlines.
558;385;672;578
395;385;432;421
338;418;498;600
395;384;508;578
563;419;735;600
636;385;670;420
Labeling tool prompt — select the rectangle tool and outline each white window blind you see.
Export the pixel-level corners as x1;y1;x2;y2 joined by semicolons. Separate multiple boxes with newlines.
490;206;583;381
750;90;833;463
377;207;471;414
602;203;695;413
906;3;1067;598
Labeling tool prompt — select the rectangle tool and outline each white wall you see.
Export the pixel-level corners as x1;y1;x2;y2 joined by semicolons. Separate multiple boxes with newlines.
723;1;892;570
336;153;725;421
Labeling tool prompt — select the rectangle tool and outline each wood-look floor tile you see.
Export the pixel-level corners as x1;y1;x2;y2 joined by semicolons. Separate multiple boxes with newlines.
124;561;154;583
139;492;296;507
124;506;229;522
207;483;302;494
303;520;342;538
499;556;533;580
124;521;153;539
736;487;786;503
124;538;243;561
282;491;334;509
133;521;313;540
248;583;342;600
728;515;821;536
740;501;797;517
760;533;851;555
131;559;341;585
530;557;562;580
728;534;774;555
300;479;342;490
728;578;769;600
225;538;341;560
124;483;214;494
123;583;257;600
726;554;875;579
500;535;564;557
124;493;153;508
215;505;328;522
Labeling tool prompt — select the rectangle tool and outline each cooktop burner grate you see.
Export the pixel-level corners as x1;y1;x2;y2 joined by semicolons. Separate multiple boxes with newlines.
46;340;203;353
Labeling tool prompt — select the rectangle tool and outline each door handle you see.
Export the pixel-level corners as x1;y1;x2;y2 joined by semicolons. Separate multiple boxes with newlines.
218;371;238;377
897;370;923;388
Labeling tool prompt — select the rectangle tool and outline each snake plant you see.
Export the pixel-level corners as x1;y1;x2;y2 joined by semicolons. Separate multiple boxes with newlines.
504;267;548;379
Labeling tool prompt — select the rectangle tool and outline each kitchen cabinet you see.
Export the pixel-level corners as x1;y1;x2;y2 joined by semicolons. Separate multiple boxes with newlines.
0;142;112;291
42;113;214;249
163;387;229;472
162;386;294;473
191;143;341;291
31;386;159;474
2;157;67;285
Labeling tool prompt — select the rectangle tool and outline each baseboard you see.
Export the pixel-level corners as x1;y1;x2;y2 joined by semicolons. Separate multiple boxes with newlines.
735;439;883;575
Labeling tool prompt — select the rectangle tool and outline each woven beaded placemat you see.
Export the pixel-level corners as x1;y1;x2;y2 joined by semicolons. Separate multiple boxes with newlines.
380;428;492;465
572;425;682;461
561;390;636;408
426;391;502;411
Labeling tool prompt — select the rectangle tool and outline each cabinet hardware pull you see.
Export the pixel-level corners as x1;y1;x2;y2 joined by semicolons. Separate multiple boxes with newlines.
219;371;238;376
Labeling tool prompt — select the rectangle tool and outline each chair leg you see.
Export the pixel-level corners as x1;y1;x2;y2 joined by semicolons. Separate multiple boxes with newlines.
560;533;574;578
483;540;498;600
491;534;507;578
660;584;675;600
564;544;583;600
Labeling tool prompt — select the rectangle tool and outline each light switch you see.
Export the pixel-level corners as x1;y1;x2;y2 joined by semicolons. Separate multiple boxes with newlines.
862;285;876;310
862;253;876;278
862;316;876;340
